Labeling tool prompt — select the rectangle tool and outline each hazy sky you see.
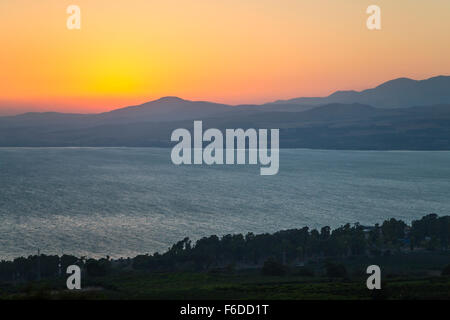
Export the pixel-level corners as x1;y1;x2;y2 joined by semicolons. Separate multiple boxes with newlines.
1;0;449;114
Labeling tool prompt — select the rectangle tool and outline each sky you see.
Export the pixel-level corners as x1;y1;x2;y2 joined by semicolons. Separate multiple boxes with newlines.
0;0;449;115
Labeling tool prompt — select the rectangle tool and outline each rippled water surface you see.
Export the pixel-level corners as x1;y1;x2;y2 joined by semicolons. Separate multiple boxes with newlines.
1;148;450;260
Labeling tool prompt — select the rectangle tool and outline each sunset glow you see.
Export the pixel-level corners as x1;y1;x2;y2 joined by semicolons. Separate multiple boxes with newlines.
1;0;450;114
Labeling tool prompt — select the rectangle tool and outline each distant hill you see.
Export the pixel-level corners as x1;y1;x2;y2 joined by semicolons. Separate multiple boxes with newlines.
0;97;232;127
1;75;450;149
99;96;232;122
1;102;450;150
271;76;450;108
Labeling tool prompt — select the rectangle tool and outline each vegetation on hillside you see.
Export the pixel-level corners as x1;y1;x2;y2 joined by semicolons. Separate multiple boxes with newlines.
0;213;449;300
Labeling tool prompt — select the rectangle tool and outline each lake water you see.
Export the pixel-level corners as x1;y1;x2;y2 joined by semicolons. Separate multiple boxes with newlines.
1;148;450;260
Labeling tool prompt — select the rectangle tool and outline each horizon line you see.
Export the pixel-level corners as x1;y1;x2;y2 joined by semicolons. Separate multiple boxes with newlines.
1;74;448;117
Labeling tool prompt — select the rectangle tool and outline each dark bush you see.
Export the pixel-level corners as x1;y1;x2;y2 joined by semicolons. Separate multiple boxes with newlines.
262;258;286;276
86;258;110;277
442;264;450;276
325;262;347;278
295;266;315;277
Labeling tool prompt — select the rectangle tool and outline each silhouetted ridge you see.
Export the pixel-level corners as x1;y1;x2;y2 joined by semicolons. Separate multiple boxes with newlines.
271;75;450;108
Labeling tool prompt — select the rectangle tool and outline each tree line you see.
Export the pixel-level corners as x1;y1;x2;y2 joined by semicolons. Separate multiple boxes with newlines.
0;213;448;282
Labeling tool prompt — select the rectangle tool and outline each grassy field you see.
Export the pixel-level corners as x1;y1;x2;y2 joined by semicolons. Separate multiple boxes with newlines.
2;271;449;300
2;251;449;300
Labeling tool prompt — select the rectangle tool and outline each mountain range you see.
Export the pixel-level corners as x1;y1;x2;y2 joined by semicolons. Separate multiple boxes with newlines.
270;76;450;108
0;75;449;149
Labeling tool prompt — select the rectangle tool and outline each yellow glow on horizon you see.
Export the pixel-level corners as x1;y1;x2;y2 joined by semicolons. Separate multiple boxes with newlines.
0;0;449;114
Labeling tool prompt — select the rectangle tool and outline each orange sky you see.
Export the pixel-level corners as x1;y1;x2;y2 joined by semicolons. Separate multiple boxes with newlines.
1;0;449;115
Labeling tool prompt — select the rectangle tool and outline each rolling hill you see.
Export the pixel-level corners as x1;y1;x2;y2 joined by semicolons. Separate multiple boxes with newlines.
271;76;450;108
0;76;449;149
